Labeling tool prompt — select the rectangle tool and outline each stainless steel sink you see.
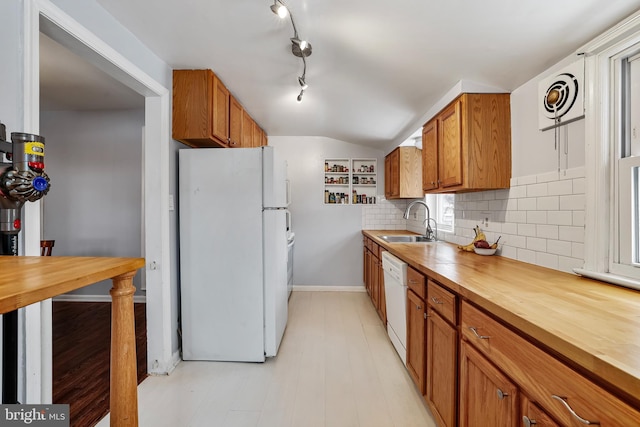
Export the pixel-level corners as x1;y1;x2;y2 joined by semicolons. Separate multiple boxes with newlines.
379;235;436;243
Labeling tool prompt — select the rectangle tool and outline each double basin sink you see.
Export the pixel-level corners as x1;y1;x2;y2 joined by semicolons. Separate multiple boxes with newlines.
379;235;437;243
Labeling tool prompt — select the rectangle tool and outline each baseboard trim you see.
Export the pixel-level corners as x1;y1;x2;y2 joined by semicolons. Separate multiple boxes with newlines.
53;294;147;303
292;285;366;292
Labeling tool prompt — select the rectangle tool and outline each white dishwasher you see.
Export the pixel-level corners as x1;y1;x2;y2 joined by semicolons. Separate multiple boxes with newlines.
382;251;408;365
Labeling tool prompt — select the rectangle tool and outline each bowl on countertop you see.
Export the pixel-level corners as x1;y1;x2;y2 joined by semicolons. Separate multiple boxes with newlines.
474;247;497;256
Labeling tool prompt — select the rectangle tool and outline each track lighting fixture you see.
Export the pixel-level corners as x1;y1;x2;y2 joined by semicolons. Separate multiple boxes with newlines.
270;0;288;19
270;0;312;102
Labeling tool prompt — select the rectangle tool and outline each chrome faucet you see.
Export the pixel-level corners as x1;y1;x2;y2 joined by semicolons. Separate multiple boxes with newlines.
403;200;436;241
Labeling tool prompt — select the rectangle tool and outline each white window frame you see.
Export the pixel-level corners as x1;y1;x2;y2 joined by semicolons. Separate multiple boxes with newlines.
426;193;455;234
578;10;640;290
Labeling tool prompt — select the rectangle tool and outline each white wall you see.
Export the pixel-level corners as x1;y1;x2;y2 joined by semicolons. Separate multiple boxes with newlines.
269;136;384;287
41;109;144;296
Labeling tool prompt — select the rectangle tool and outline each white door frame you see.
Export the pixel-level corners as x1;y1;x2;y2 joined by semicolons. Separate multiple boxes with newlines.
21;0;173;403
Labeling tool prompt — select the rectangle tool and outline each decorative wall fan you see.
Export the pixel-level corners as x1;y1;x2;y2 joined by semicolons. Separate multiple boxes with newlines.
538;57;585;131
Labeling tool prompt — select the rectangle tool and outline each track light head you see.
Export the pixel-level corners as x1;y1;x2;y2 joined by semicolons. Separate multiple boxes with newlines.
297;90;304;102
291;38;312;57
270;1;288;18
298;77;308;90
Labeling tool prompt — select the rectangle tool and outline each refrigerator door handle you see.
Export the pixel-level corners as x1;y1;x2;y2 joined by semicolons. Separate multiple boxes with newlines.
285;179;291;206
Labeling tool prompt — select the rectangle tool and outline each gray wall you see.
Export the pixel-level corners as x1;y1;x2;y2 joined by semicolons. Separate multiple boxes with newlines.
41;109;144;296
269;136;384;287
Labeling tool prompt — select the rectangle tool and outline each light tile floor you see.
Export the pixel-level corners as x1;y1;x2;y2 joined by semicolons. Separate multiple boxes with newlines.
97;291;437;427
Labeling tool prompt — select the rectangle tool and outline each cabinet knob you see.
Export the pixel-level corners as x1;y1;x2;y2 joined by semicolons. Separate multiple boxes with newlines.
551;395;600;425
431;181;436;185
496;389;509;400
522;416;537;427
416;304;422;310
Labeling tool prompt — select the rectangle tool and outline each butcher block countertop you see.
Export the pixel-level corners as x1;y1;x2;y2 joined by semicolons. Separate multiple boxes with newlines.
363;229;640;405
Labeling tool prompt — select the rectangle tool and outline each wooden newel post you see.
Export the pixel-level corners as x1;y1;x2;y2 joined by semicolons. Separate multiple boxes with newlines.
109;271;139;427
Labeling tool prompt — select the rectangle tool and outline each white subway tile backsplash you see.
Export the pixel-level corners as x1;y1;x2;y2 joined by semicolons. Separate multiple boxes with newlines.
537;224;559;239
537;252;559;270
505;211;527;223
501;223;518;235
536;196;559;211
558;256;583;274
527;183;548;197
526;211;547;224
547;211;573;225
559;226;585;243
547;240;572;256
559;194;585;211
572;178;586;194
548;180;573;196
518;224;537;237
572;211;585;227
518;198;537;211
508;186;527;199
517;248;537;264
527;237;547;252
363;168;586;278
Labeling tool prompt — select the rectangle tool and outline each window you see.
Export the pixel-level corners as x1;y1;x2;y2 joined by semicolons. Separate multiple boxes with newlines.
580;12;640;289
426;193;455;234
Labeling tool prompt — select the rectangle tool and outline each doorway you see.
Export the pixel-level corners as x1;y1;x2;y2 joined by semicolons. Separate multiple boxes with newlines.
20;0;174;404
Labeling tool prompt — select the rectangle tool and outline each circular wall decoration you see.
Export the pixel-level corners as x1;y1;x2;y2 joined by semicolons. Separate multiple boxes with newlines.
541;72;579;120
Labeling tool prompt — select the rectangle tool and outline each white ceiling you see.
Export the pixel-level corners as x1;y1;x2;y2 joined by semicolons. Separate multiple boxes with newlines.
44;1;640;148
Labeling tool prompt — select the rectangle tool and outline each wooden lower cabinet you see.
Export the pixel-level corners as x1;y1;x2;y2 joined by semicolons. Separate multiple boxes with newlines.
459;341;519;427
426;310;457;427
362;238;385;324
406;289;426;394
521;396;559;427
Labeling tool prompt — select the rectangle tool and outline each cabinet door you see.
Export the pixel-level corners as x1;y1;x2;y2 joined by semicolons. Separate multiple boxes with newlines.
229;95;243;147
422;120;439;191
370;253;380;310
211;74;230;144
427;310;457;427
406;289;426;394
384;156;392;198
241;110;253;147
253;121;262;147
388;149;400;197
521;396;559;427
377;256;386;323
439;99;463;188
460;341;518;427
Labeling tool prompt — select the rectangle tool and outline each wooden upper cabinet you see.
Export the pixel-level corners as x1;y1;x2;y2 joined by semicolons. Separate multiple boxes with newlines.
172;69;229;148
439;100;463;188
241;109;254;148
385;147;423;199
422;120;438;192
422;93;511;193
173;69;267;149
252;121;262;148
228;95;243;148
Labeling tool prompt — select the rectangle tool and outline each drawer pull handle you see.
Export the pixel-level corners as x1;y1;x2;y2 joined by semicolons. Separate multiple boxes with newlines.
431;297;443;304
522;416;536;427
408;279;418;284
469;327;490;340
496;389;509;400
551;395;600;425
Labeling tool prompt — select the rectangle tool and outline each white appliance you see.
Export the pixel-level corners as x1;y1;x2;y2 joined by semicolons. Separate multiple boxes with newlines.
382;251;408;365
179;147;290;362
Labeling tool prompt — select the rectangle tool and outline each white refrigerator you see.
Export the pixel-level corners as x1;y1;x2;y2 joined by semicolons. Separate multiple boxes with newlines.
179;146;289;362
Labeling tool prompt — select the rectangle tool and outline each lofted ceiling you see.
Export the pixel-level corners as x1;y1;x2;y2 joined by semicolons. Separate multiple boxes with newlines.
46;1;640;148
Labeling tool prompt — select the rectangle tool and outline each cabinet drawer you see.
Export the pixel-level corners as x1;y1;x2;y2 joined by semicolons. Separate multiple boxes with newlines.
407;267;426;300
427;280;457;325
461;301;640;427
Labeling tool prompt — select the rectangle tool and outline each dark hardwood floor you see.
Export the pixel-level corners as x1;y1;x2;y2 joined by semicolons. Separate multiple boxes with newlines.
53;301;147;427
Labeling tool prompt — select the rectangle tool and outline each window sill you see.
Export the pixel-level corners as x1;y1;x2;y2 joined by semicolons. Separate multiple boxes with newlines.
573;268;640;291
